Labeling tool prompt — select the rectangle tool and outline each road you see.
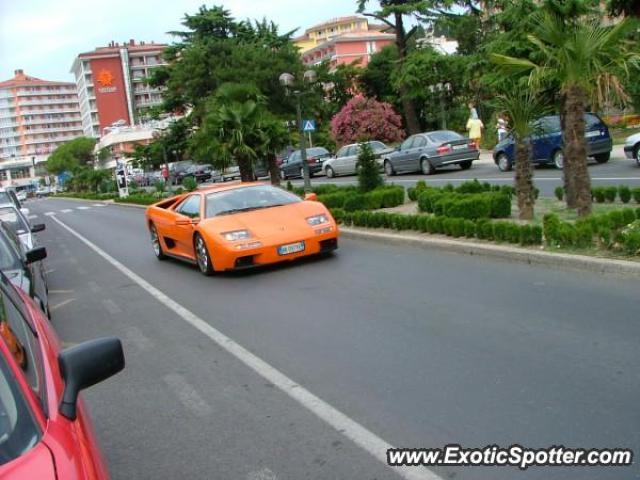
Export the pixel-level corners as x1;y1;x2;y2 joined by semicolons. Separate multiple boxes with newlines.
287;146;640;197
28;197;639;480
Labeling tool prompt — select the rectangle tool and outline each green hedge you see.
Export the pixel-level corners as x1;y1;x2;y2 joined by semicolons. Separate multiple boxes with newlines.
317;186;404;211
417;190;511;219
114;195;159;206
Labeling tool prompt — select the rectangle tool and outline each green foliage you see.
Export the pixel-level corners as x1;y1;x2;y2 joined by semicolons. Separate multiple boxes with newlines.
316;186;404;211
554;186;564;201
357;142;384;193
407;180;428;201
182;176;198;192
619;220;640;255
604;186;618;203
633;187;640;204
154;180;166;193
46;137;97;174
592;187;606;203
618;185;632;203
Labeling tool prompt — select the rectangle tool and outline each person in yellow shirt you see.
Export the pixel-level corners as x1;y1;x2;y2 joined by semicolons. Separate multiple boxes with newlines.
466;116;484;149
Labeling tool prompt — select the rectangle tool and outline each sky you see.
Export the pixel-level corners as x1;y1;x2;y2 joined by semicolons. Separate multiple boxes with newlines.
0;0;362;83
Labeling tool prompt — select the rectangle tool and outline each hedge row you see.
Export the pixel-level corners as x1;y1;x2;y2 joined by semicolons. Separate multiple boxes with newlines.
544;208;640;254
407;179;520;202
591;186;640;204
417;190;512;219
54;192;118;200
332;209;542;246
317;186;404;211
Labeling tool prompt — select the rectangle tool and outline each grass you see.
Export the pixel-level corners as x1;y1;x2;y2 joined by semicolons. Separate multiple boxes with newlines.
529;198;633;223
610;127;640;145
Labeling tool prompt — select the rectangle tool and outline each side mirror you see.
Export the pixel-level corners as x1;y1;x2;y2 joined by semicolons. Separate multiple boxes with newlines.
304;193;318;202
26;246;47;264
58;337;125;420
31;223;46;233
20;207;30;217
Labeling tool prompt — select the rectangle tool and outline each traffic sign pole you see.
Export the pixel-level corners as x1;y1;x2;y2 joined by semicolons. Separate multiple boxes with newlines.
295;95;311;192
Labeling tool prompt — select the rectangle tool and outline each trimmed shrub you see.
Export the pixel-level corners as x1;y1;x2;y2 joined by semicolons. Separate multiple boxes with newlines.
408;180;428;201
154;180;166;193
592;187;606;203
286;180;293;191
456;179;488;194
343;194;367;212
619;220;640;255
632;187;640;204
543;213;562;246
554;186;564;201
463;220;476;238
488;193;512;218
619;185;632;204
604;186;617;203
417;189;445;213
330;208;346;223
182;177;197;192
575;222;594;249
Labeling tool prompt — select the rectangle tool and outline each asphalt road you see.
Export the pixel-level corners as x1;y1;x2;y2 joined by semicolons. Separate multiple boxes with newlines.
27;197;639;480
286;146;640;197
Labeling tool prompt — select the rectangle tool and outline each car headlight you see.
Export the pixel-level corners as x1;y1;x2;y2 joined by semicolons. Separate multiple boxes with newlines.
222;230;251;241
307;214;328;226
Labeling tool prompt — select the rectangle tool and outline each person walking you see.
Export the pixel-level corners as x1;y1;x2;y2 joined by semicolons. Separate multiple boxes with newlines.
468;102;479;120
496;115;509;142
466;115;484;149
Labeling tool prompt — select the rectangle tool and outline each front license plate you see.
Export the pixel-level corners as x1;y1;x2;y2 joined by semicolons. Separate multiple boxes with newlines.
278;241;305;255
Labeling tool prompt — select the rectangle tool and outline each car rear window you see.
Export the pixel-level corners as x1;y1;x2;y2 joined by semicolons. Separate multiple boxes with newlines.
585;113;604;129
428;131;464;144
307;148;329;157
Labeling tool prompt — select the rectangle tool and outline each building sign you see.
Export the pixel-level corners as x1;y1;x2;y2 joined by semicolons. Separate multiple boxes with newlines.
91;57;131;132
96;69;117;94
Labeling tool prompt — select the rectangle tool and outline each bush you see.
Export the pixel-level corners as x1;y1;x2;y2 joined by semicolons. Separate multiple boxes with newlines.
182;177;198;192
418;189;445;213
554;186;564;201
543;213;562;246
463;220;477;238
357;142;384;192
286;180;293;191
592;187;606;203
408;180;428;201
604;186;617;203
488;193;512;218
456;179;489;194
154;180;166;193
633;187;640;204
174;187;185;195
619;185;632;204
618;220;640;255
343;195;367;212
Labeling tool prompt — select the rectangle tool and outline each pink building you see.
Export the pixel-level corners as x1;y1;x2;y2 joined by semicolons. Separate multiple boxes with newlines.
301;31;395;70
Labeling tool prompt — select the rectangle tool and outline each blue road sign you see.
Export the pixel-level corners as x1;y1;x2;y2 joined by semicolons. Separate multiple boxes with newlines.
303;119;316;132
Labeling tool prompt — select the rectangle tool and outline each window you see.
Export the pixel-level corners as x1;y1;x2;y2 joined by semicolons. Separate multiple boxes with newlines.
0;275;46;414
336;146;349;158
413;137;427;148
400;137;414;150
176;195;201;218
0;207;29;235
345;146;357;157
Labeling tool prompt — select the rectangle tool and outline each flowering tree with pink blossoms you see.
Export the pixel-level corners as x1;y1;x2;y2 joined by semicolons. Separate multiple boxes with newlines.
331;95;405;146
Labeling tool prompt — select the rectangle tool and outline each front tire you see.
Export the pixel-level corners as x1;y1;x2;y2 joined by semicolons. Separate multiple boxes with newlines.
496;153;512;172
325;166;335;178
553;149;564;170
635;145;640;167
149;224;167;260
280;170;287;180
421;158;435;175
194;234;214;276
384;160;395;176
594;152;610;164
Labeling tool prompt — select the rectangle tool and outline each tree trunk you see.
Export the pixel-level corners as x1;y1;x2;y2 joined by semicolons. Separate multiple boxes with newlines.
559;93;577;208
515;139;535;220
563;84;592;216
267;153;280;186
237;156;254;182
394;12;421;135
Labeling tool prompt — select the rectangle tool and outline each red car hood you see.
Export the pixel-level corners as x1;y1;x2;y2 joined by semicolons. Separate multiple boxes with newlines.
0;442;56;480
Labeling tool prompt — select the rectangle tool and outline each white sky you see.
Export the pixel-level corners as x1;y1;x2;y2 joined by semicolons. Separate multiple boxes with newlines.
0;0;361;83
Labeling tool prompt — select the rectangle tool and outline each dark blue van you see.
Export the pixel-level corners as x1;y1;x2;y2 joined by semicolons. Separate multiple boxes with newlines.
493;113;612;171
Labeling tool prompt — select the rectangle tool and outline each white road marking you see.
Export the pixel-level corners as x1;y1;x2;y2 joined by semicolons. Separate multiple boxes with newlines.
163;374;213;417
247;468;278;480
76;206;91;210
101;298;122;315
61;209;73;213
28;214;38;220
44;212;56;216
92;203;108;207
50;214;441;480
50;298;75;312
48;289;75;294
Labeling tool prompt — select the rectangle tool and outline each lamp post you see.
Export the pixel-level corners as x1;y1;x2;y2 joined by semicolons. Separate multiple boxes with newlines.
279;70;317;193
428;82;452;130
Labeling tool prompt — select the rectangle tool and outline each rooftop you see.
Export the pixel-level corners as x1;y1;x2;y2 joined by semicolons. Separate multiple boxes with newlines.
0;69;75;89
77;40;166;58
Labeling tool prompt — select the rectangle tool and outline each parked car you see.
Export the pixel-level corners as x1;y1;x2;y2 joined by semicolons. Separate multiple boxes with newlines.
35;186;52;198
623;131;640;166
493;113;613;171
0;269;124;480
170;161;194;185
323;141;394;178
221;166;241;182
383;130;479;176
279;147;332;180
0;222;49;317
0;203;46;250
184;164;215;183
0;188;23;212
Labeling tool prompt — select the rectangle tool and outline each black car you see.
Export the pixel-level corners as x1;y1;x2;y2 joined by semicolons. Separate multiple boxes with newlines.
0;222;49;318
170;161;195;185
183;164;215;183
279;147;332;180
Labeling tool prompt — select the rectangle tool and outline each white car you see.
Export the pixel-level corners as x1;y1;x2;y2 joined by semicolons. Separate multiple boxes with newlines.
323;141;394;178
16;190;27;202
624;132;640;166
0;203;45;250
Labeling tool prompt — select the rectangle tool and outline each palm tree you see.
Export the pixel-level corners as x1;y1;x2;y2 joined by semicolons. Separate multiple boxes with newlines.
495;89;548;220
492;11;639;216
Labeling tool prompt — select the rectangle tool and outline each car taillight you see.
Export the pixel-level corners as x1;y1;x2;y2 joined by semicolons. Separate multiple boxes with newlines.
308;157;317;164
468;142;477;149
437;146;451;154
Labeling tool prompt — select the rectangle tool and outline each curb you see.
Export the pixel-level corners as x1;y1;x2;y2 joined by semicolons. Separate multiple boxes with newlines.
340;227;640;277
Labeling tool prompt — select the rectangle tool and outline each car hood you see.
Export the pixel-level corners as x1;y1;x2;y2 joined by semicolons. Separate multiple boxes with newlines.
200;201;332;241
626;132;640;145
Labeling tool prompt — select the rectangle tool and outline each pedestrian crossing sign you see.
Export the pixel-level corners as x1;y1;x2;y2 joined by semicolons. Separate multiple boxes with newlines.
303;119;316;132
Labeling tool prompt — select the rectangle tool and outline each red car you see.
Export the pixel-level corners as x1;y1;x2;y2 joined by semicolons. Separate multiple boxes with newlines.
0;271;124;479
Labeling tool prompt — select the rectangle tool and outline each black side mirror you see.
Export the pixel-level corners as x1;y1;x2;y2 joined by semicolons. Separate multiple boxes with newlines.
58;337;125;420
31;223;46;233
26;246;47;264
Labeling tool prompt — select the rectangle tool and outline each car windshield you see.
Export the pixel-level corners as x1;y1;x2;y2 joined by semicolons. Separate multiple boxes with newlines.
0;208;29;236
0;350;40;465
429;131;464;143
368;141;387;151
205;185;301;217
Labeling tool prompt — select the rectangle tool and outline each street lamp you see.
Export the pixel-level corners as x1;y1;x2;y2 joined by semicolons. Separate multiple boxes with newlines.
279;70;317;193
428;82;452;130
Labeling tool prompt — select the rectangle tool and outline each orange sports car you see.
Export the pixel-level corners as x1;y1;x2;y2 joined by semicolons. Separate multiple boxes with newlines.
144;182;339;274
